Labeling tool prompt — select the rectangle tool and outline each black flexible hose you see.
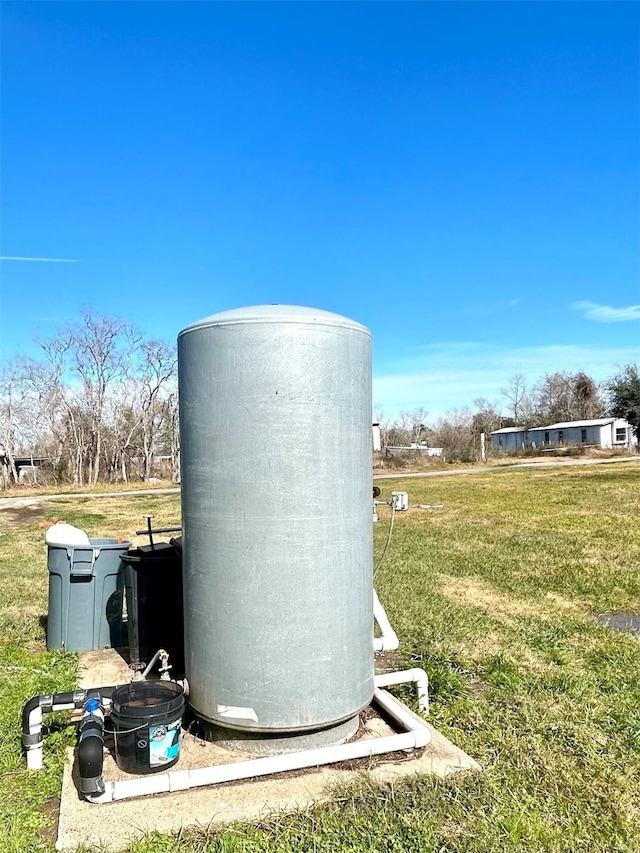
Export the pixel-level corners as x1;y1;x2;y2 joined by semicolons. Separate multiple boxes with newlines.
78;700;106;795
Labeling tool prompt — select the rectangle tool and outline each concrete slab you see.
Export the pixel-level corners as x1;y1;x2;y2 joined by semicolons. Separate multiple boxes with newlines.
77;648;134;689
56;650;481;852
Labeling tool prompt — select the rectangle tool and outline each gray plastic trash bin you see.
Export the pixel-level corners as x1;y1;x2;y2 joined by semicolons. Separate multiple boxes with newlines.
47;538;131;652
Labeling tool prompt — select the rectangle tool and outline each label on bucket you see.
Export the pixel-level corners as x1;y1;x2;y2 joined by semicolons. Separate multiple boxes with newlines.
148;718;181;768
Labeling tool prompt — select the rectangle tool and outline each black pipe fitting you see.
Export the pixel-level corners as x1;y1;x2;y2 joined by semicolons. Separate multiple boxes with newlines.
78;700;105;795
21;696;42;745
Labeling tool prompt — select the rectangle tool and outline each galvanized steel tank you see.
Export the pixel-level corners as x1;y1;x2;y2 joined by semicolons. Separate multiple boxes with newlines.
178;305;374;741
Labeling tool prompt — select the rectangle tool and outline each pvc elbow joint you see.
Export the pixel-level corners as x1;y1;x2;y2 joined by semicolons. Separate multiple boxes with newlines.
22;686;118;773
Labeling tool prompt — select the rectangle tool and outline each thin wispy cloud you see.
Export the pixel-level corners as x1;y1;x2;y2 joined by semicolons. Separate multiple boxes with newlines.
457;299;523;318
572;301;640;323
0;256;78;263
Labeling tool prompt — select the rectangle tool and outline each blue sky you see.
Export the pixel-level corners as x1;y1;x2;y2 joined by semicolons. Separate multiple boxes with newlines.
1;1;638;418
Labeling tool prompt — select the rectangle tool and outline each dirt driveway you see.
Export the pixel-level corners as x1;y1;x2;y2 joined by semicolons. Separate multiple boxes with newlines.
0;456;637;511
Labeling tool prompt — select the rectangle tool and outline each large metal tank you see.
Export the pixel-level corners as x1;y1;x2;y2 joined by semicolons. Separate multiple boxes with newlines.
178;305;373;744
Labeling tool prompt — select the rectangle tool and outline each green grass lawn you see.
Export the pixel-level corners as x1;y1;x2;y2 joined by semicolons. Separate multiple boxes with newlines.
1;462;639;852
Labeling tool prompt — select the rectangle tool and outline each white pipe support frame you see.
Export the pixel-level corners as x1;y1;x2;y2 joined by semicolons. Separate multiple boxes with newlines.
86;685;431;804
26;702;77;770
373;589;399;652
24;691;118;772
374;668;429;715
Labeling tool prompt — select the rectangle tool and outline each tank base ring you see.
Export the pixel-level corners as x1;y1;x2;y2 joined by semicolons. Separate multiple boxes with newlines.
194;713;360;756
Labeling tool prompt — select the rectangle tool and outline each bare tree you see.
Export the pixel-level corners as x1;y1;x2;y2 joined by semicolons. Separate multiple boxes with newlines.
137;341;178;480
164;389;181;483
20;356;67;480
0;360;26;485
472;397;503;436
73;312;139;484
573;372;605;420
532;371;605;424
432;408;474;462
0;310;185;486
34;312;139;484
501;374;529;425
37;335;88;484
532;372;573;423
396;407;430;445
103;385;142;483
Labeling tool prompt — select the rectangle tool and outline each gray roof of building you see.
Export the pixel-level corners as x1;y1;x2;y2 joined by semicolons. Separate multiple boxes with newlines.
532;418;615;430
491;417;621;435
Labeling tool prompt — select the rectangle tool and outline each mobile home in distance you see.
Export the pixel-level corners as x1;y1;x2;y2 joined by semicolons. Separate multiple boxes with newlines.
490;418;636;452
490;426;529;451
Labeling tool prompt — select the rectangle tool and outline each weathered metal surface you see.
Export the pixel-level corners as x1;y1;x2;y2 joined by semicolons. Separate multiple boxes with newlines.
178;305;374;733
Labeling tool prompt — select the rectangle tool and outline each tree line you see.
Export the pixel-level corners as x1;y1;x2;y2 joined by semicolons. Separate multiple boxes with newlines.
0;311;178;486
1;310;638;484
377;366;640;463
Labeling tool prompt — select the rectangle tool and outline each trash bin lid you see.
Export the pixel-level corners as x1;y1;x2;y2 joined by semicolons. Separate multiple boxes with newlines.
45;523;91;546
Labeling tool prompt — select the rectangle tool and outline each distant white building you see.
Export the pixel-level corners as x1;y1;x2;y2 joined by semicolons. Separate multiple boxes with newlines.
490;418;636;451
372;422;382;452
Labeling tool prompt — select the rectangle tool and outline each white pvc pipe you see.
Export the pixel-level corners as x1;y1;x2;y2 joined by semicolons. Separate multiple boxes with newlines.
26;706;43;770
372;687;429;741
87;687;431;804
26;748;43;771
26;701;77;770
374;668;429;714
373;589;399;651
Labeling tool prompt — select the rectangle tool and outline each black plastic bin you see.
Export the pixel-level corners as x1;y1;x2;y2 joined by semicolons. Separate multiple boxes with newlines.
121;542;184;673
